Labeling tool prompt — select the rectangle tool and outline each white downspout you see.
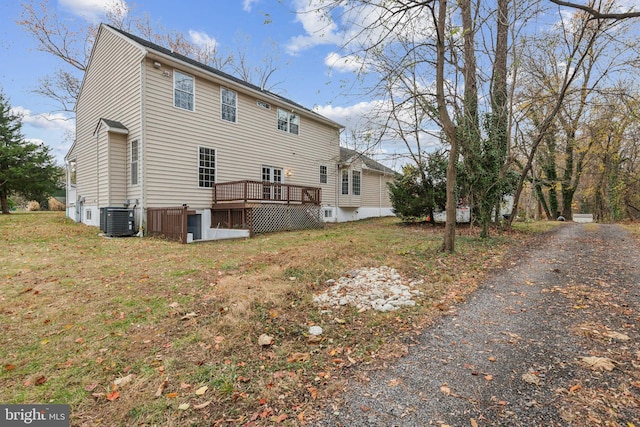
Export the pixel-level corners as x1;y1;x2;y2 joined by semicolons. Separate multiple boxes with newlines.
138;57;146;236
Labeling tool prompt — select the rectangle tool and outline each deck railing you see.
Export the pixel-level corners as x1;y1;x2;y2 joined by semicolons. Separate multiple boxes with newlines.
212;180;321;205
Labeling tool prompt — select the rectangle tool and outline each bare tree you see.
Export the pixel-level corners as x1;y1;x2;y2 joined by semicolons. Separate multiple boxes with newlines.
17;0;278;114
548;0;640;19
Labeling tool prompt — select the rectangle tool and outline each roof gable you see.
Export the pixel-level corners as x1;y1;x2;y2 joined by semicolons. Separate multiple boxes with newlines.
339;147;397;175
103;24;343;129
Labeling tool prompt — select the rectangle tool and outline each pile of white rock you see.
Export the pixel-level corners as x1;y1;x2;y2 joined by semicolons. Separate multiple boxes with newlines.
313;266;424;312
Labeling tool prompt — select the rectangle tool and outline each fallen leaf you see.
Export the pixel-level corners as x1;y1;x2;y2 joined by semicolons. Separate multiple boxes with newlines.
214;336;224;344
273;413;287;423
178;403;189;410
181;312;198;320
84;383;98;392
4;364;16;371
488;357;496;362
106;390;120;401
166;392;178;398
485;374;493;381
569;384;582;393
307;387;318;400
287;352;310;363
195;386;208;395
113;374;133;388
298;412;305;422
35;376;47;386
581;356;615;371
259;334;274;346
522;373;541;386
193;401;211;409
602;331;630;341
153;378;168;397
440;384;452;396
387;378;402;387
471;418;479;427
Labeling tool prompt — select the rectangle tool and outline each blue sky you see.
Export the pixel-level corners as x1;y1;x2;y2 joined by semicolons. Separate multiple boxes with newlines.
1;0;638;170
0;0;376;166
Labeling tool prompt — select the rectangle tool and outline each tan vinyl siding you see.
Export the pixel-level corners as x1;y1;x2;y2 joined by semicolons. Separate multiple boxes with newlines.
338;159;362;208
362;171;393;208
74;27;144;207
143;57;340;208
108;133;127;204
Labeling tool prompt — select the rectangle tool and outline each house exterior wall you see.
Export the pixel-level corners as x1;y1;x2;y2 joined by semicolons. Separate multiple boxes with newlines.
67;26;144;224
142;56;341;209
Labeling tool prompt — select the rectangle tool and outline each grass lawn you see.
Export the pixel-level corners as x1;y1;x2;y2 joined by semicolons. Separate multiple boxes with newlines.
0;212;558;425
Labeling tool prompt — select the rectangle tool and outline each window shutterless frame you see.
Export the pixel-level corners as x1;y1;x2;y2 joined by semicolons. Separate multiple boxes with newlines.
221;87;237;123
198;146;216;188
174;70;195;111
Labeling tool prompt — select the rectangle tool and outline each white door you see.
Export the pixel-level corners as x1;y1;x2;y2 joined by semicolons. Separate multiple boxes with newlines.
262;166;283;200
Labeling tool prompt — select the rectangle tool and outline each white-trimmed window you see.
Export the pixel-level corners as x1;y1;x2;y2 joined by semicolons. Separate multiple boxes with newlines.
320;165;328;184
277;108;299;135
221;87;237;123
130;140;138;186
174;71;194;111
352;170;361;196
323;208;333;218
341;169;349;195
69;160;77;185
86;209;92;221
198;146;216;188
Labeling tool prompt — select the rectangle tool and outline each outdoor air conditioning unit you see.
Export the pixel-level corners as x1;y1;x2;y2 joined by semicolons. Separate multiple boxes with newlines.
102;207;135;237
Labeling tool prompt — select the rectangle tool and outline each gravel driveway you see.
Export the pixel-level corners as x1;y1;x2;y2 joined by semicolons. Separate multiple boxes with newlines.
318;224;640;426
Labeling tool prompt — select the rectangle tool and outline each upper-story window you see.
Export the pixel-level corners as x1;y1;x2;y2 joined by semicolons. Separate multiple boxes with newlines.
320;165;328;184
277;108;299;135
174;71;194;111
352;170;361;196
221;88;237;123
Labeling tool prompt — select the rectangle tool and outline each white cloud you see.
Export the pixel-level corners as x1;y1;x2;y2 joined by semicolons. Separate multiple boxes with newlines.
11;107;75;134
314;100;383;128
286;0;343;55
287;0;436;65
189;30;218;51
59;0;128;22
243;0;259;12
324;52;367;73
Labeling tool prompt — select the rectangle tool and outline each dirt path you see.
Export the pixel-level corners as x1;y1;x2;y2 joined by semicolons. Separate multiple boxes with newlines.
318;224;640;426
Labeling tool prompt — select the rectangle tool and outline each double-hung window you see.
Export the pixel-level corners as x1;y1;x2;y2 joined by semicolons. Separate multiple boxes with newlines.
174;71;194;111
221;88;237;123
319;165;328;184
199;147;216;188
352;170;361;196
341;169;349;195
130;140;138;185
277;108;299;135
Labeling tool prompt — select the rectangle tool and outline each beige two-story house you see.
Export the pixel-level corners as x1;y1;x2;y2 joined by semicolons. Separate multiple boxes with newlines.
65;24;395;242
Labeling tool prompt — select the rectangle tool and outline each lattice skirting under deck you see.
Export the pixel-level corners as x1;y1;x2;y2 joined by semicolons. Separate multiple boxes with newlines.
251;204;323;234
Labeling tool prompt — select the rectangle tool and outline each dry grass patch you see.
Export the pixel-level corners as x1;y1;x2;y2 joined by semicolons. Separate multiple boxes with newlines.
0;212;547;425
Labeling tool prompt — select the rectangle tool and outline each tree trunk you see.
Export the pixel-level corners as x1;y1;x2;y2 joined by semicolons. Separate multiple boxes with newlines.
435;0;458;253
0;193;9;214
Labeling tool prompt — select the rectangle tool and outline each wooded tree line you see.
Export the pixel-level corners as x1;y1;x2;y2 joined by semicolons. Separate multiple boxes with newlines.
314;0;639;251
14;0;640;251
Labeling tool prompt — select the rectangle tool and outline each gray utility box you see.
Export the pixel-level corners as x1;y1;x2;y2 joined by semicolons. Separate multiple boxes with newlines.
100;207;135;237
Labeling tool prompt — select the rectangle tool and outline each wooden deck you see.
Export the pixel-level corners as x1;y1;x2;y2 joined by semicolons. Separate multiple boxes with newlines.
212;180;321;206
